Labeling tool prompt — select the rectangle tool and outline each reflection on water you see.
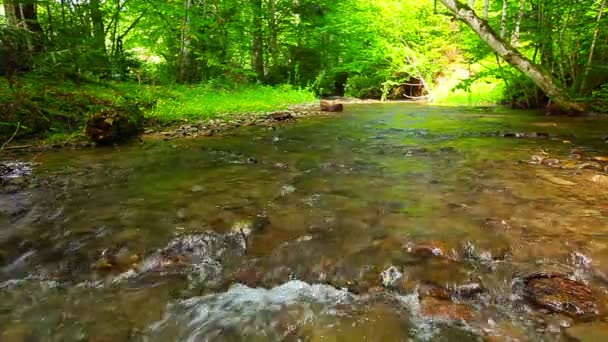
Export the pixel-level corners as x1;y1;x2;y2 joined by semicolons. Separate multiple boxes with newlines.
2;103;608;340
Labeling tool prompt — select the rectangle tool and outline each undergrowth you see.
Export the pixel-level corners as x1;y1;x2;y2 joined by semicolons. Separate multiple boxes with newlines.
0;77;316;142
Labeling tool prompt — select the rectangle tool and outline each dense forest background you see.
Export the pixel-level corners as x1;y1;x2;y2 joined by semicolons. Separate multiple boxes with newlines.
1;0;608;139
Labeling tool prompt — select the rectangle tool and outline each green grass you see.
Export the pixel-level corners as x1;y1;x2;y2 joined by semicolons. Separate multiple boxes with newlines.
146;84;316;121
436;79;505;106
0;77;316;140
431;73;505;107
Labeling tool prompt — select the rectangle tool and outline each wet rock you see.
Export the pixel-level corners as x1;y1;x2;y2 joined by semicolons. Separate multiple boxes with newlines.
233;267;263;288
320;100;344;112
522;273;598;319
418;282;484;301
0;161;34;183
571;252;592;269
591;156;608;163
136;231;249;285
418;282;451;300
268;111;293;121
452;283;484;299
381;266;403;288
419;297;474;322
407;244;444;258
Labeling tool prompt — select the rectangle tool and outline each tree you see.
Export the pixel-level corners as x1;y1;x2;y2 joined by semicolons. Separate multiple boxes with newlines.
439;0;585;112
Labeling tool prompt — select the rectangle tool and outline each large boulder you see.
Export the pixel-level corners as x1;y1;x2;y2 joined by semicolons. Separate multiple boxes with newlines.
85;104;143;144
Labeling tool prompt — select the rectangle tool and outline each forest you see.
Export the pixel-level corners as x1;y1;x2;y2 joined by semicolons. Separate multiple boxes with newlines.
1;0;607;142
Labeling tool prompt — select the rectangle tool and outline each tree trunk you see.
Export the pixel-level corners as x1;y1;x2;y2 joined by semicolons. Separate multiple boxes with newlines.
580;0;606;93
251;0;265;82
439;0;585;113
268;0;279;68
3;0;43;52
90;0;106;53
500;0;508;38
511;0;526;47
178;0;193;83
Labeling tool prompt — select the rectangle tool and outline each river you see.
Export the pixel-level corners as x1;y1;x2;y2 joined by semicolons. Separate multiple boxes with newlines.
2;103;608;341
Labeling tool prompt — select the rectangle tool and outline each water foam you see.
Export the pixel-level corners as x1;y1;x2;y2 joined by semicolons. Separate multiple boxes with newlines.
149;280;350;341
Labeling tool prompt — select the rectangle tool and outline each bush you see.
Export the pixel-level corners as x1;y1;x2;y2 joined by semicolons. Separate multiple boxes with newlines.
592;83;608;113
344;74;385;99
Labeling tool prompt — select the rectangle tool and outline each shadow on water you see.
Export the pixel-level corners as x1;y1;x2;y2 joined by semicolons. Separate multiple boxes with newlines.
2;103;608;340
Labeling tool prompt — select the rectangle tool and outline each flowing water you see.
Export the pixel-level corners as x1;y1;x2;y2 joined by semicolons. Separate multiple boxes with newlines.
2;103;608;341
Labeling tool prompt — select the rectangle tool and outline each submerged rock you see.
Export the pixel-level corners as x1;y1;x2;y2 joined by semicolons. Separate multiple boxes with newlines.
0;162;34;183
522;273;598;319
131;231;250;285
417;282;484;301
419;297;474;322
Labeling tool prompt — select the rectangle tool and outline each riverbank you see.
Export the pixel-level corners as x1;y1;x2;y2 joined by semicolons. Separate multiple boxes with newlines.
0;77;316;146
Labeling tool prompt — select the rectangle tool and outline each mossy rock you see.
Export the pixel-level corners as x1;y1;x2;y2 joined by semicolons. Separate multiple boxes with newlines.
85;104;143;144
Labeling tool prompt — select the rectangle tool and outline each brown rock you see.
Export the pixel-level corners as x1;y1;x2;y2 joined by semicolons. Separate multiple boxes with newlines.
320;100;344;112
234;267;263;288
523;273;598;318
419;297;474;322
418;283;451;300
269;111;293;121
591;156;608;162
407;243;445;258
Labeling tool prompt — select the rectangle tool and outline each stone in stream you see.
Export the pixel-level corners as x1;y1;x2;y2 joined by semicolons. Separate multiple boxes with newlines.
418;282;484;301
522;273;599;319
268;111;293;121
419;297;475;322
127;230;251;285
320;100;344;112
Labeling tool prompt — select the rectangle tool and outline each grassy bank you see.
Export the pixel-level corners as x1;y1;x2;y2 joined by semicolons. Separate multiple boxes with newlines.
0;78;316;142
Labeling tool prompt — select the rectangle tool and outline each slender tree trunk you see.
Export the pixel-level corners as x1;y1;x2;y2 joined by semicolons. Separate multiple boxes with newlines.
483;0;489;20
90;0;106;53
251;0;265;82
178;0;193;83
3;0;43;52
268;0;279;69
511;0;525;46
580;0;606;93
537;1;554;71
500;0;508;38
439;0;585;112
